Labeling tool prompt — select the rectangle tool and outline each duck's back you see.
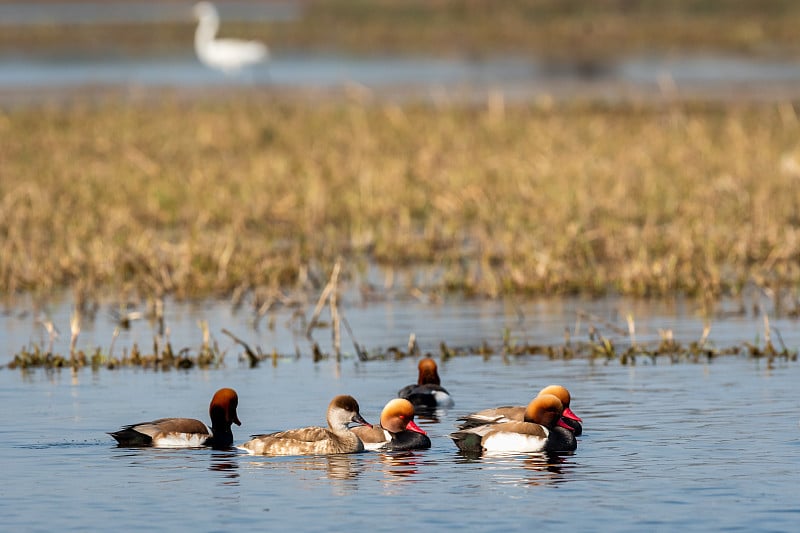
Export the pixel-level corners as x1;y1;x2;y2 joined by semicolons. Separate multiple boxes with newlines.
398;383;453;409
110;417;210;447
240;426;363;456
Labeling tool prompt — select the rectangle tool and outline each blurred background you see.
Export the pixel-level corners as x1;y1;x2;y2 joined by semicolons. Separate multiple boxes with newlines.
3;0;800;103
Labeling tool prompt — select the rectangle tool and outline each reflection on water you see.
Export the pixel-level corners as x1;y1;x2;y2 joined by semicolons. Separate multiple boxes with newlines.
209;451;240;485
375;450;425;481
3;293;799;371
413;408;448;423
1;296;799;531
455;451;571;487
241;452;363;483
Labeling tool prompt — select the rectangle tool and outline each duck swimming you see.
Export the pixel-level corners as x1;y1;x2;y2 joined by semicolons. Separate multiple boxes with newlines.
352;398;431;451
398;357;454;410
238;395;371;456
109;388;241;450
457;384;582;435
450;394;569;454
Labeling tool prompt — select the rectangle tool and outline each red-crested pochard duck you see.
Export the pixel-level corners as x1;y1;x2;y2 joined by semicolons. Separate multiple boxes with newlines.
398;357;454;410
352;398;431;451
450;394;566;454
238;395;371;456
109;387;241;449
457;384;582;434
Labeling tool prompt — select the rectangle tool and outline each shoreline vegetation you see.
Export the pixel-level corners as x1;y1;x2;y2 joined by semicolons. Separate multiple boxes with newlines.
8;300;797;371
4;1;800;369
3;0;800;61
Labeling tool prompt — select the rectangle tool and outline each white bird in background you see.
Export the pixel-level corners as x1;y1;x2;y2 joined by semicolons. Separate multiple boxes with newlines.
193;1;268;76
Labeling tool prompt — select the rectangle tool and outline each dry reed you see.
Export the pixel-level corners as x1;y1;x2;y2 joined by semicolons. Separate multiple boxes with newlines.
2;96;800;310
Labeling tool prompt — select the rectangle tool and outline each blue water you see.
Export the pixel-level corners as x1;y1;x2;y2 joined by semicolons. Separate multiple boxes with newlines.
1;296;799;532
2;52;800;95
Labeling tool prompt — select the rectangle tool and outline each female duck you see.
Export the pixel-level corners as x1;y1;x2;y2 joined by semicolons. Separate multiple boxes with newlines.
109;388;241;449
398;357;454;410
352;399;431;451
450;394;567;454
238;395;371;456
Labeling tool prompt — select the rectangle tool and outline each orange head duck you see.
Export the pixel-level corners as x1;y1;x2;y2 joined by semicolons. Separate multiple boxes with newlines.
538;384;582;435
450;394;566;454
352;398;431;451
457;383;582;441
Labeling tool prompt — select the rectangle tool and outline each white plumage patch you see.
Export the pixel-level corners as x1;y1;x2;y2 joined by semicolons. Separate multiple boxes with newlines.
153;433;209;448
433;391;455;408
482;431;548;453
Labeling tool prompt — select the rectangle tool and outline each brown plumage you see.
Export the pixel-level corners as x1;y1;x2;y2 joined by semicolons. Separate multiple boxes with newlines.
109;388;241;449
450;394;566;454
238;395;371;456
352;399;431;451
458;384;582;433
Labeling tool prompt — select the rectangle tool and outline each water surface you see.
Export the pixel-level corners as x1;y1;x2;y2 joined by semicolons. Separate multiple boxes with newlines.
1;296;799;531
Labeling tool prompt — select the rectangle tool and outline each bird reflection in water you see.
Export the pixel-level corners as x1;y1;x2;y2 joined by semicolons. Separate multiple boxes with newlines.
243;453;362;481
209;451;240;485
321;453;361;481
518;452;569;486
377;451;425;481
455;450;572;487
412;408;446;423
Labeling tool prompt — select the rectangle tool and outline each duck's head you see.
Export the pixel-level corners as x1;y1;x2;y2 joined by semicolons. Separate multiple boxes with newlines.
524;393;564;429
209;387;241;427
380;398;426;435
328;395;371;430
538;384;582;427
417;357;441;386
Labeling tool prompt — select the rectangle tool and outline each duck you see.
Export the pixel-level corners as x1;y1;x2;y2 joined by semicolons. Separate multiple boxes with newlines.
457;384;583;435
193;1;268;76
450;394;566;454
352;399;431;451
238;395;371;456
398;357;454;410
539;384;583;436
109;388;240;449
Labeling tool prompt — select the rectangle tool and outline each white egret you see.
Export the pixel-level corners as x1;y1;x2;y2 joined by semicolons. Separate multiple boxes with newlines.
193;1;268;76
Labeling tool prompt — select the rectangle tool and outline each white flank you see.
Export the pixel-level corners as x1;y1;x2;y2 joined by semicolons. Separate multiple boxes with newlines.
153;433;209;448
482;431;548;453
434;391;455;408
363;441;388;451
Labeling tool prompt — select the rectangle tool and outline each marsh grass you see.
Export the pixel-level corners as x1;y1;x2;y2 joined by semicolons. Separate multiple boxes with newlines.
9;314;796;372
3;95;800;310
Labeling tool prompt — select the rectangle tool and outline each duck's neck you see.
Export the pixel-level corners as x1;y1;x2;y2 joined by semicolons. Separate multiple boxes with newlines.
328;420;354;436
208;423;233;449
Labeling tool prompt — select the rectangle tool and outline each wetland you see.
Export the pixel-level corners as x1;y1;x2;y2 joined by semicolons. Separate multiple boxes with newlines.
2;2;800;531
